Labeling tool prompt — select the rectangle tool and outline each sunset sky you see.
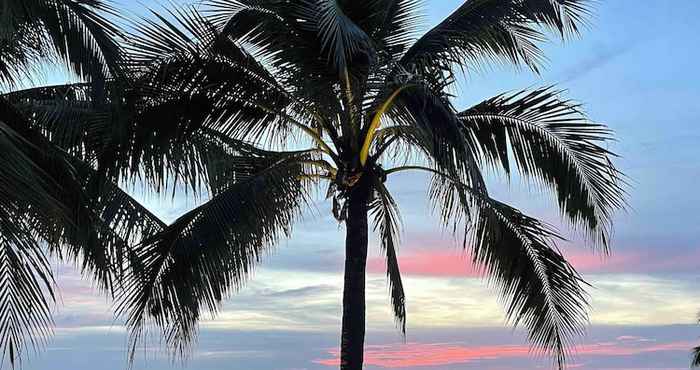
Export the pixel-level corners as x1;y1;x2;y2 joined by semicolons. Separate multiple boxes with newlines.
23;1;700;369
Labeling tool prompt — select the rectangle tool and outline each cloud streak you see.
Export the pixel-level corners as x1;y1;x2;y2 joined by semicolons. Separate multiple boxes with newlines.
313;338;694;368
366;247;700;278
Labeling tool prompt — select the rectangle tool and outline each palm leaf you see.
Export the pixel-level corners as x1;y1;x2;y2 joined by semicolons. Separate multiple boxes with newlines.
5;75;288;193
470;198;588;369
369;180;406;334
0;20;48;88
115;151;314;358
2;91;167;292
459;87;626;249
385;83;489;202
398;0;591;88
297;0;373;71
339;0;422;60
1;0;124;85
0;212;55;368
422;168;587;369
0;96;166;367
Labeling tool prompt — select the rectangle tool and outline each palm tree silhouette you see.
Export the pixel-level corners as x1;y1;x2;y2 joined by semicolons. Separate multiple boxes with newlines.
0;0;128;366
6;1;626;369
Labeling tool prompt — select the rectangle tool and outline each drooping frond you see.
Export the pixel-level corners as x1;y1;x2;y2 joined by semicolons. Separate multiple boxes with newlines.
0;99;67;221
2;92;168;293
421;167;587;369
62;160;167;290
0;111;58;368
115;152;314;358
459;87;625;250
0;96;165;366
470;198;588;369
5;68;300;194
0;215;55;368
369;181;406;334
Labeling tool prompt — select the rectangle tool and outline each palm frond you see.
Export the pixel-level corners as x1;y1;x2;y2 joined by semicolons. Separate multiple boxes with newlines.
206;1;337;85
2;94;164;293
5;74;294;194
0;20;48;88
0;96;164;367
0;101;67;221
471;197;588;369
386;82;488;198
0;213;55;368
693;346;700;368
1;0;125;84
115;152;314;358
340;0;423;60
422;168;587;369
369;181;406;334
0;116;57;367
59;160;167;291
399;0;592;87
298;0;373;71
459;87;626;250
128;6;293;139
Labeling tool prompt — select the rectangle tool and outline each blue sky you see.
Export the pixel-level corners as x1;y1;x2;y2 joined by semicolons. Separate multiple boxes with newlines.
18;1;700;369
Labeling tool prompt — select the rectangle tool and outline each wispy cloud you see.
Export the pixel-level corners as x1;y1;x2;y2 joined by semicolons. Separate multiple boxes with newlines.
556;41;637;84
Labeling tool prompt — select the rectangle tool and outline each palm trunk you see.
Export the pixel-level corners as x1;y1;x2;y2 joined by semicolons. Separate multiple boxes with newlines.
340;180;371;370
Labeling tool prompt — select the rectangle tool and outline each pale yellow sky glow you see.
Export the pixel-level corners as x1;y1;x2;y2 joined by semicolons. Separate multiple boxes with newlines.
53;265;700;333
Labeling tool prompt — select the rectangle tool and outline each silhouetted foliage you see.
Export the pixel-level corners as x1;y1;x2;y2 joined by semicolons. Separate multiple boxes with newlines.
1;1;626;369
0;0;126;366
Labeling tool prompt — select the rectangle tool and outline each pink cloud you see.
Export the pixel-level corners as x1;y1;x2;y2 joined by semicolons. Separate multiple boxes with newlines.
367;246;700;278
313;338;695;368
367;251;482;278
313;342;529;368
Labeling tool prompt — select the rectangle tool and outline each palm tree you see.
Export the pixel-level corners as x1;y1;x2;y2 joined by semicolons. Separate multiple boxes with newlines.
9;1;625;369
0;0;131;366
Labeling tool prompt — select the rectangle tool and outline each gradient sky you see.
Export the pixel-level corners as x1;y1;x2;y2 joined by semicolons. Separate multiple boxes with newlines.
18;1;700;369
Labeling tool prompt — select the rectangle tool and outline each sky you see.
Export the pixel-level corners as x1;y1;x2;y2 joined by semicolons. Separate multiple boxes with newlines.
15;1;700;369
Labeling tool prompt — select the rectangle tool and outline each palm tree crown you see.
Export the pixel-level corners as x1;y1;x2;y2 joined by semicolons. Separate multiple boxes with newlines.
2;1;626;369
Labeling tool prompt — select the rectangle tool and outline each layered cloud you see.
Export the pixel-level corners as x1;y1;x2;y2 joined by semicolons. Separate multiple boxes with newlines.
313;336;694;368
27;325;699;370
